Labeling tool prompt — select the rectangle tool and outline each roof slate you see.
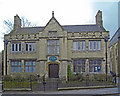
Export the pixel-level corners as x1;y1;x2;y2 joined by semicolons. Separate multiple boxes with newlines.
9;24;106;35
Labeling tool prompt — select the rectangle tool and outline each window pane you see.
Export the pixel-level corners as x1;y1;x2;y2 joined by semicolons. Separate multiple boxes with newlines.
56;46;59;54
48;47;50;54
11;67;14;72
26;44;28;51
19;62;21;65
25;62;28;65
16;44;18;51
33;62;36;65
19;44;21;51
12;62;15;66
97;41;101;50
89;41;92;50
33;43;36;51
73;42;77;50
83;41;85;50
18;67;21;72
78;42;80;50
12;44;14;51
94;41;96;49
25;67;28;72
33;67;36;72
29;45;32;51
15;67;17;72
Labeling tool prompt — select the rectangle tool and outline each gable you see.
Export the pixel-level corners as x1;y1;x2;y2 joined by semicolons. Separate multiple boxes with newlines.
42;17;64;32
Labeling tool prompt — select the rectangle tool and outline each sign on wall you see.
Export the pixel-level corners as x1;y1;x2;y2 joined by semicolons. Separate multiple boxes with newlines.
49;56;57;62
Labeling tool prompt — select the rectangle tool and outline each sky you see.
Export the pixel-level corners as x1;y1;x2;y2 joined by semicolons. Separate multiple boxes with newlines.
0;0;119;52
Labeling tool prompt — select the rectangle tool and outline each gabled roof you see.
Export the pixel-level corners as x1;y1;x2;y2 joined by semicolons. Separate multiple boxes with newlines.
62;24;105;32
9;24;106;35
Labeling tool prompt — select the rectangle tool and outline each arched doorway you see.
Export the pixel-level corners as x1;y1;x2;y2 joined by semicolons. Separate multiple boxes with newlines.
49;64;59;78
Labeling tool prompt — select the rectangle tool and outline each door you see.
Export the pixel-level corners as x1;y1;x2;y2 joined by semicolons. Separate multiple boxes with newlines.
49;64;59;78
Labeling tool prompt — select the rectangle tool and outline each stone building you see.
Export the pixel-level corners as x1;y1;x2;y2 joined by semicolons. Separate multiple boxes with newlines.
4;10;110;80
109;28;119;76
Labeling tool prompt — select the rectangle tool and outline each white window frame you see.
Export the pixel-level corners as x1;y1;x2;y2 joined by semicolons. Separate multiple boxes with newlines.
11;43;22;52
89;40;101;51
73;41;85;51
25;43;36;52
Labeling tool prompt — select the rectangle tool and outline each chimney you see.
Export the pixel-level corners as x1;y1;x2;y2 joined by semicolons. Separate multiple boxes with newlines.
14;14;21;29
96;10;103;27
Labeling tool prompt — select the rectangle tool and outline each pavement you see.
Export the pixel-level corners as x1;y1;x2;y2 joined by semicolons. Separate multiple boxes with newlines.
1;87;120;96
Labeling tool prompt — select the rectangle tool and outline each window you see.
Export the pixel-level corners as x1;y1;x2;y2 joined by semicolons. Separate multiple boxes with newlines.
11;61;21;72
11;43;22;52
89;41;101;51
73;59;85;73
25;61;36;72
25;43;36;52
48;31;57;38
47;40;59;54
73;41;85;51
89;60;101;72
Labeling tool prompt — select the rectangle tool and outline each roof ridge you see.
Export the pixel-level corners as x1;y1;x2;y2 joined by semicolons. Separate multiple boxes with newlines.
21;26;44;29
62;24;96;27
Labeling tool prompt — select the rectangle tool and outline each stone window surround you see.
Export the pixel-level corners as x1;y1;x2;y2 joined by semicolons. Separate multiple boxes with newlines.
11;60;21;72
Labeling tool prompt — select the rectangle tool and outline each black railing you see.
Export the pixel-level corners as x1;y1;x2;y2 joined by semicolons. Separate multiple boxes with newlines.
2;74;117;91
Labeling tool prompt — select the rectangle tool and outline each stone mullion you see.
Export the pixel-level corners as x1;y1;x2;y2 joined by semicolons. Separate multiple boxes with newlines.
85;59;89;73
21;60;25;72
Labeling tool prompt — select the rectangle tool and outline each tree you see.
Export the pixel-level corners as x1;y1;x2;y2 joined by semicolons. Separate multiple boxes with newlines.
67;65;72;81
2;16;36;35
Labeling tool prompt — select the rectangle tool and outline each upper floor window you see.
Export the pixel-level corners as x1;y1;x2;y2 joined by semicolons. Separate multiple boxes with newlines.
89;40;101;51
11;61;21;72
73;41;85;51
73;59;85;73
25;43;36;52
48;31;57;38
47;40;59;54
11;43;22;52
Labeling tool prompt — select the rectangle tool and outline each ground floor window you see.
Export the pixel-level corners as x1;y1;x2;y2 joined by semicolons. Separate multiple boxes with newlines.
11;61;21;72
89;59;101;72
73;59;85;73
25;61;36;72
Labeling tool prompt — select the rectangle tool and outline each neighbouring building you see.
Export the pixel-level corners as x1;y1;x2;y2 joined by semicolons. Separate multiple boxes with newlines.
0;51;3;80
109;28;120;76
4;10;110;80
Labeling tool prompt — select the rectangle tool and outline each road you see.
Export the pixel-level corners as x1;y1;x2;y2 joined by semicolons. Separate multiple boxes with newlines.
1;87;120;96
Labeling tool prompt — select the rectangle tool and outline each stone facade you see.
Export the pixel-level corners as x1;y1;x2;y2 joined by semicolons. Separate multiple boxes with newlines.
4;11;110;80
109;28;119;76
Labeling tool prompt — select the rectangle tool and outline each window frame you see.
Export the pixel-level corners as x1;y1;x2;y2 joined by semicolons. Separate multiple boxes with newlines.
73;40;85;51
11;61;21;72
25;61;36;72
11;43;22;52
89;59;101;72
25;42;36;52
47;40;59;55
73;59;86;73
89;40;101;51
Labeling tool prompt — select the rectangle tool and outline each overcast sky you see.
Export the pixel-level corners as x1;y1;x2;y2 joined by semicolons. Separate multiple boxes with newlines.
0;0;119;52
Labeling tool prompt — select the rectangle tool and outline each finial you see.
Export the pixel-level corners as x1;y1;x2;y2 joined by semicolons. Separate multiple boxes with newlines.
52;11;54;17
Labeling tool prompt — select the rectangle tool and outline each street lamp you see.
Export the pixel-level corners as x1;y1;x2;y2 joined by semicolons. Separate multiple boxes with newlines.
104;37;108;81
5;40;8;75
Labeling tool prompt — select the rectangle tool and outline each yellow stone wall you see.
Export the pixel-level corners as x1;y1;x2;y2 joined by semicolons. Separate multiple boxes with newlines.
3;17;110;80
